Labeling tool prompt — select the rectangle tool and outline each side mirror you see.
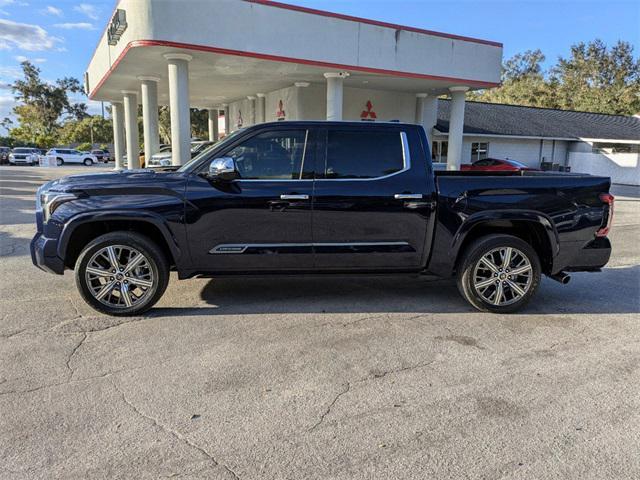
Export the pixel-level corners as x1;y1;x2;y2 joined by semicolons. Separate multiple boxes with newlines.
208;157;238;181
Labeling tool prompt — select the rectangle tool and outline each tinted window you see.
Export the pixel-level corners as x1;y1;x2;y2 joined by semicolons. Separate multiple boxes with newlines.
324;130;404;179
13;148;31;153
226;130;308;180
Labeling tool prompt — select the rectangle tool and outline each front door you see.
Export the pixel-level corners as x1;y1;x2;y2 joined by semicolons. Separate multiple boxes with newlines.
185;127;316;272
312;126;434;270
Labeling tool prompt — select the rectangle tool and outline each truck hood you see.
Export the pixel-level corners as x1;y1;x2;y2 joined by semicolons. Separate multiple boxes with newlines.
40;168;184;194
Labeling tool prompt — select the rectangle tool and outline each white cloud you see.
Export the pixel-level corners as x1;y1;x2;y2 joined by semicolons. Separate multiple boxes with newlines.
41;5;62;16
0;19;55;51
14;55;45;63
73;3;98;20
0;1;28;7
53;22;95;30
0;65;21;79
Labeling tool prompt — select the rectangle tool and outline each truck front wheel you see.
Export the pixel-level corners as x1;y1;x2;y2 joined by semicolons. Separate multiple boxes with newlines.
457;234;541;313
74;231;169;316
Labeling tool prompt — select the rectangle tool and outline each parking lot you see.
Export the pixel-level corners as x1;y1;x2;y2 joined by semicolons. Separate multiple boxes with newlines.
1;165;639;479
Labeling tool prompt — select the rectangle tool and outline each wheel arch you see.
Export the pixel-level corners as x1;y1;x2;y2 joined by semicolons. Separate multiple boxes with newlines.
452;210;559;275
59;211;181;270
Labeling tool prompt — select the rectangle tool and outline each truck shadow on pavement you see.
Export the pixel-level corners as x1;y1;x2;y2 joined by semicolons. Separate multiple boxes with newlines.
160;265;640;316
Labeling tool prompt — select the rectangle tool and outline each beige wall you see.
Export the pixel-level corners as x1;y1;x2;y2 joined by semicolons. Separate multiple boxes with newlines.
228;83;428;129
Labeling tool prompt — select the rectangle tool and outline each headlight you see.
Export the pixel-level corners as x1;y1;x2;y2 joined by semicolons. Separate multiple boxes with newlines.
39;191;78;223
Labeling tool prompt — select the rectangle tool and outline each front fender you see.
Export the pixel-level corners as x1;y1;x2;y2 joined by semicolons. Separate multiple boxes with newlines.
57;210;182;263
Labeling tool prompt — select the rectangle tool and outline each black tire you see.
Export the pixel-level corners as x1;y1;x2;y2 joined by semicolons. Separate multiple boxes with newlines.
74;231;169;316
83;158;93;166
56;157;64;166
456;234;541;313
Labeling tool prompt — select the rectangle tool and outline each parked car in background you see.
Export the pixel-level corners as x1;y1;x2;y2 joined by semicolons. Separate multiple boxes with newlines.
91;149;111;163
461;158;538;172
0;146;10;165
47;149;98;166
31;121;613;316
9;147;41;166
147;141;215;167
122;144;170;168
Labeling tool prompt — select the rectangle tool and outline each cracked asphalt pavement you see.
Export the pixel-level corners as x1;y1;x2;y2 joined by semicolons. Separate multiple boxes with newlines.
1;165;639;479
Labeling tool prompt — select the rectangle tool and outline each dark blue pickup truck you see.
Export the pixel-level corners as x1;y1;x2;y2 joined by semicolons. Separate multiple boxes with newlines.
32;121;613;316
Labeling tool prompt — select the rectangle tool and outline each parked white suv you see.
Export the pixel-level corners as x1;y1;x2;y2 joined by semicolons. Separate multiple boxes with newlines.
47;148;98;166
9;148;40;165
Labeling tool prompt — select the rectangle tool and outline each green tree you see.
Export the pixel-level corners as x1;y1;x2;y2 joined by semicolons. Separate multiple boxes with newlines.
158;107;210;145
59;115;113;145
9;61;87;145
469;49;558;108
552;40;640;114
470;40;640;115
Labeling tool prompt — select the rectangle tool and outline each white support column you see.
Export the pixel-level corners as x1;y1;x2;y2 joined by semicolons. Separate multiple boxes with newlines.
415;93;439;150
447;86;468;171
222;104;230;136
207;108;219;142
122;90;140;169
111;101;125;170
164;53;192;166
294;82;310;120
138;76;160;166
324;72;349;121
256;93;266;123
247;96;256;125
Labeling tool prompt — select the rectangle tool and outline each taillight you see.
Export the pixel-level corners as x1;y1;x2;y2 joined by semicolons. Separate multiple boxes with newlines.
596;193;615;237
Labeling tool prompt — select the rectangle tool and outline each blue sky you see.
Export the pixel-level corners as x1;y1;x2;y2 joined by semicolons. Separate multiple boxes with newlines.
1;0;639;134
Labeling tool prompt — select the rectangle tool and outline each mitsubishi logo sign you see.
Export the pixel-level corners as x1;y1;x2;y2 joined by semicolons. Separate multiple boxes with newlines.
361;100;377;121
276;100;286;121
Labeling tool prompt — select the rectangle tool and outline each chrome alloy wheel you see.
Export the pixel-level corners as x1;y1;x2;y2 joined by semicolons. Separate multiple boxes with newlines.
84;245;155;309
472;246;533;307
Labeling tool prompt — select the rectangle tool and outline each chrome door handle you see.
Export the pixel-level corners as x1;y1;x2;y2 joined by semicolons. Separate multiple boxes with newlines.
280;194;309;200
394;193;423;200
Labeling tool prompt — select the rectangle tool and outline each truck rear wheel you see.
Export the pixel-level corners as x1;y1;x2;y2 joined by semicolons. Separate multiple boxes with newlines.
457;234;541;313
74;232;169;316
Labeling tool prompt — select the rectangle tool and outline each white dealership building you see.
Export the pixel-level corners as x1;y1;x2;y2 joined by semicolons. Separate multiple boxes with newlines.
85;0;503;170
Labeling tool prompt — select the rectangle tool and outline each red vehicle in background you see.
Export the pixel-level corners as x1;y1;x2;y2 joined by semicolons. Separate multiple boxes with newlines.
461;158;538;172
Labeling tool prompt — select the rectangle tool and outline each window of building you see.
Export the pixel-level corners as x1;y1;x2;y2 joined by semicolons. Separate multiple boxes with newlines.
432;140;448;164
226;130;308;180
324;130;405;179
592;142;640;154
471;142;489;161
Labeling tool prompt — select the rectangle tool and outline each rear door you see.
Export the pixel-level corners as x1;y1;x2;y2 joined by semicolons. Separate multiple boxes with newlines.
312;125;436;270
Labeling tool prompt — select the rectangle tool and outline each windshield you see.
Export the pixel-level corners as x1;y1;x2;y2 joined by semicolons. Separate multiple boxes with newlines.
505;159;528;168
13;148;32;153
190;142;214;154
178;129;245;172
